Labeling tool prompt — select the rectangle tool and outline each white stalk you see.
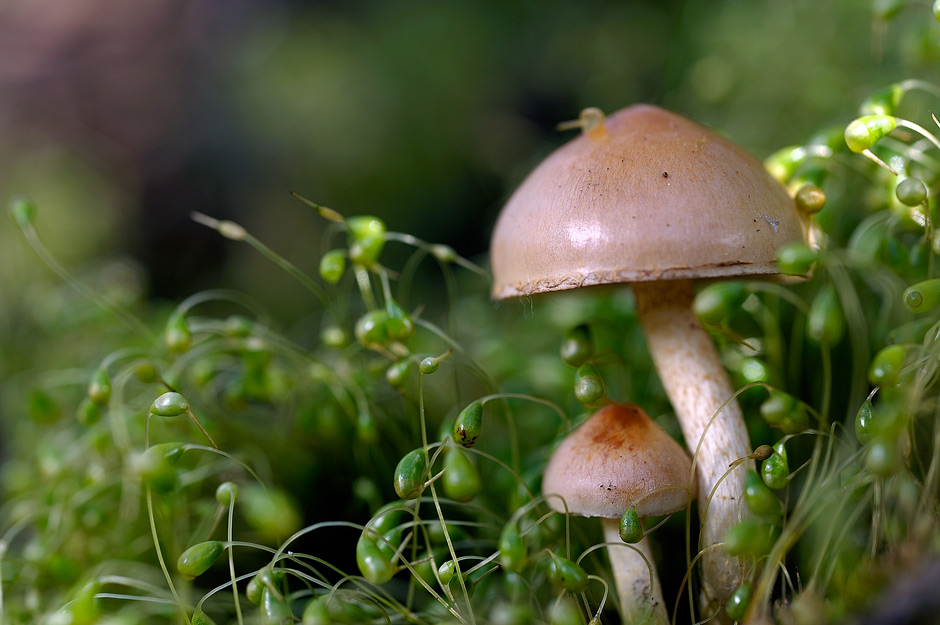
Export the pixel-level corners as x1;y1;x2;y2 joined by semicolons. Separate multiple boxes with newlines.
602;518;668;625
633;279;752;609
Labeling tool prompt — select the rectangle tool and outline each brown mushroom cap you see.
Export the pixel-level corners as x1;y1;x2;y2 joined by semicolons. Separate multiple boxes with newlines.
542;403;694;519
490;104;805;299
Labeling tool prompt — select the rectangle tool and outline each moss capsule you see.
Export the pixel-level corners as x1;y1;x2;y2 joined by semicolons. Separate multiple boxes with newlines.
693;282;747;326
418;356;440;374
760;391;809;434
385;360;411;390
346;215;386;267
619;507;643;543
134;361;158;383
547;555;588;593
868;344;907;387
150;391;189;417
261;586;292;625
393;448;427;500
866;436;901;476
764;145;807;183
442;447;481;502
723;519;777;558
354;310;389;348
215;482;239;506
859;83;904;116
777;242;818;276
242;486;302;542
318;249;347;284
177;541;224;579
745;471;782;518
437;559;460;585
356;534;395;584
725;582;753;622
795;183;826;214
498;523;526;572
761;442;789;490
844;115;897;153
191;608;217;625
560;324;593;367
76;397;101;426
302;596;330;625
903;278;940;313
855;397;877;445
384;299;414;341
246;567;284;606
165;312;192;353
454;400;483;447
86;368;112;406
896;177;927;207
574;364;606;407
807;284;844;345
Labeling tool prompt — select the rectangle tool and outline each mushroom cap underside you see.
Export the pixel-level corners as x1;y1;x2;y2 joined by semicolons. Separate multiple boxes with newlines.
490;104;806;299
542;403;694;519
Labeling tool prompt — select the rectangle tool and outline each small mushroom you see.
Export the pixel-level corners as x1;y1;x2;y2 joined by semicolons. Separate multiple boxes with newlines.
543;403;695;624
491;105;806;608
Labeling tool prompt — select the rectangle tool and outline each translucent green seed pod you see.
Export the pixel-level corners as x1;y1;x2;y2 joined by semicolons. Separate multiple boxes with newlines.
346;215;386;267
866;436;901;476
87;368;112;406
419;356;439;374
134;361;158;384
547;554;588;593
807;284;844;345
242;486;302;542
777;242;818;276
859;83;905;116
165;312;192;353
855;397;877;445
723;519;777;558
261;586;293;625
438;559;460;585
8;195;37;226
903;278;940;313
761;442;789;490
745;471;783;518
760;390;809;433
354;310;389;348
246;567;284;606
393;448;427;500
549;595;583;625
76;397;101;426
725;582;753;622
844;115;897;153
132;443;184;493
442;447;481;502
560;324;593;367
319;249;347;284
693;282;747;326
886;317;936;345
764;145;807;183
368;502;403;536
868;344;907;386
356;534;395;584
385;299;414;341
302;596;330;625
454;400;483;447
150;391;190;417
215;482;239;506
177;540;224;580
498;523;526;572
619;507;643;543
28;388;61;424
385;360;411;390
795;183;826;214
320;324;348;348
896;177;928;207
574;364;606;407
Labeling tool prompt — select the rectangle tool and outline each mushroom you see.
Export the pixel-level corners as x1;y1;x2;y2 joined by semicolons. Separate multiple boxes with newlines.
542;403;694;624
490;105;805;607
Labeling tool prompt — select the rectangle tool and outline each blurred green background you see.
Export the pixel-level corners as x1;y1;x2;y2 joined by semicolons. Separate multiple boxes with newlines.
2;0;937;318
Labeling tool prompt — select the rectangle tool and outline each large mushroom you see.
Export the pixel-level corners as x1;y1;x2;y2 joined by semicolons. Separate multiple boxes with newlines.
543;403;694;624
490;105;805;608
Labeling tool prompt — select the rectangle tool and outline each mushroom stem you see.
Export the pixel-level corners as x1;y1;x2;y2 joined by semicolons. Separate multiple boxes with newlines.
633;279;752;609
601;518;668;625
